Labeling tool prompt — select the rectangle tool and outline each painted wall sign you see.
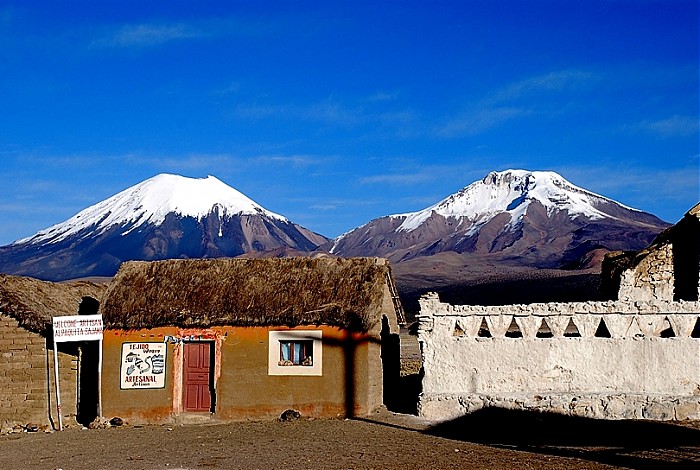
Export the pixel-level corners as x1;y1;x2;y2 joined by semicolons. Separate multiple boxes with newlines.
53;314;103;342
120;342;167;389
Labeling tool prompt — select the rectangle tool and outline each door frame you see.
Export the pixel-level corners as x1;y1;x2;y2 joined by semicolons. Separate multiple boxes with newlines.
171;329;222;415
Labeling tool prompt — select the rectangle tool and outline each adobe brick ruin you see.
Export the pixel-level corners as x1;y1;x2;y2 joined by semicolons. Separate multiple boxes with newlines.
602;202;700;302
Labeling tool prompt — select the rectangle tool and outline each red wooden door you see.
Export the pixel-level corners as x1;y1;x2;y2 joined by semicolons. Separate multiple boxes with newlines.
183;342;212;412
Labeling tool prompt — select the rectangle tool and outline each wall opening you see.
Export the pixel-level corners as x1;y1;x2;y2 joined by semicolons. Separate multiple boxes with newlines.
76;296;100;426
536;319;554;338
381;316;402;411
691;318;700;338
477;318;491;337
659;318;676;338
594;318;612;338
563;317;582;337
672;214;700;301
505;318;523;338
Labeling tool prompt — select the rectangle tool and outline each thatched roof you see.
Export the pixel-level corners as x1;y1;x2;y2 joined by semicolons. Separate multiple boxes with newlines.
0;274;107;335
101;257;393;332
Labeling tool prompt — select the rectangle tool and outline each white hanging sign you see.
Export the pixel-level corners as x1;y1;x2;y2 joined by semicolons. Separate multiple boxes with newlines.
53;314;103;342
51;313;104;431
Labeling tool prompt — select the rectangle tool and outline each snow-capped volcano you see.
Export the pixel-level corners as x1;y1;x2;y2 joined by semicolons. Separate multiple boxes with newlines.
17;174;287;245
328;169;669;267
396;170;624;233
1;174;327;281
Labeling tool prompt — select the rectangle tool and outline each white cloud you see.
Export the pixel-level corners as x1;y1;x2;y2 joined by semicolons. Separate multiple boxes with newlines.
632;115;699;138
233;101;363;126
90;16;298;50
364;91;400;103
360;162;490;187
436;107;529;138
309;204;337;211
553;164;700;217
254;154;332;167
488;69;595;104
360;173;434;185
432;69;593;139
93;23;204;48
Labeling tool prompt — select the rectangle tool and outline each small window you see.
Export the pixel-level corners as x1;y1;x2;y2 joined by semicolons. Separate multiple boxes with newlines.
268;330;322;376
279;340;313;366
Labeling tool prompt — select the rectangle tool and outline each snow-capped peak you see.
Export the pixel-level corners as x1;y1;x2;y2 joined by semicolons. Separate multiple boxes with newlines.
16;174;287;245
396;169;623;232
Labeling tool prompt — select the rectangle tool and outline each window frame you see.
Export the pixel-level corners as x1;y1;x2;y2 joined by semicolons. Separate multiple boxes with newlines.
279;339;314;366
268;330;322;376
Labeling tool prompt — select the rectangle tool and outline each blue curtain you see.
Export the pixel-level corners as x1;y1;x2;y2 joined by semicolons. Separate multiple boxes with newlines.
280;342;290;361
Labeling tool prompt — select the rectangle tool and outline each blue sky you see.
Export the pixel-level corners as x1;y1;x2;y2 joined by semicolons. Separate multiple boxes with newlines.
0;0;697;245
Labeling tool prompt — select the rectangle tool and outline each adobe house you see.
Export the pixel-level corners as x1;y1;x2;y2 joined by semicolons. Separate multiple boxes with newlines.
99;257;402;423
0;275;105;431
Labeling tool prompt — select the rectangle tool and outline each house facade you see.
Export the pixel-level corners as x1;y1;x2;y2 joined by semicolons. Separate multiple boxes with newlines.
99;257;401;423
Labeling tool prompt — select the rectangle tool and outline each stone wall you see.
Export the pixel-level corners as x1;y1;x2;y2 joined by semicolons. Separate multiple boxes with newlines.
602;202;700;302
417;294;700;421
0;313;78;431
618;243;674;302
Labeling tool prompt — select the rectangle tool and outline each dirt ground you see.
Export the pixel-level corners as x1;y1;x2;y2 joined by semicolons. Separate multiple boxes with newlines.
1;408;699;470
2;333;699;469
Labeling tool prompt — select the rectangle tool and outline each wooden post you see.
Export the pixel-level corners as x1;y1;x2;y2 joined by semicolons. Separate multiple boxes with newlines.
97;338;103;417
52;338;63;431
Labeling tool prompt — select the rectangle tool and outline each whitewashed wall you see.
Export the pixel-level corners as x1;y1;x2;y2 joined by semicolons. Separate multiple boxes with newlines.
417;293;700;421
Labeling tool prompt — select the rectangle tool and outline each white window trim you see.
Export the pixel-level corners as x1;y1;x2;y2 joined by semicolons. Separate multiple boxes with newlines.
268;330;322;376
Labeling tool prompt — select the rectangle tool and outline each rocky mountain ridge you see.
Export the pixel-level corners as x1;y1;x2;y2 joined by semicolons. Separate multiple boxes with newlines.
327;169;669;269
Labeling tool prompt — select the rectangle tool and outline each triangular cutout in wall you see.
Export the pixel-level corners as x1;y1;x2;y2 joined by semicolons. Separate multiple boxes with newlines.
477;317;492;338
563;317;581;337
691;317;700;338
659;317;676;338
505;317;523;338
536;318;554;338
594;318;611;338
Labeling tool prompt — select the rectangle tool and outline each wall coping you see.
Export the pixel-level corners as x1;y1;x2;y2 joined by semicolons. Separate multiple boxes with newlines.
417;294;700;339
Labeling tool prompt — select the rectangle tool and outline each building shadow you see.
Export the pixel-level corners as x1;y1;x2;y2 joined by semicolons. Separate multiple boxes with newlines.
315;314;403;418
424;407;700;469
386;372;421;415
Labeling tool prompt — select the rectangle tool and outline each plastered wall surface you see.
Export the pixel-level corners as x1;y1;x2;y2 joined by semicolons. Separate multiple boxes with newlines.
103;325;385;423
417;295;700;421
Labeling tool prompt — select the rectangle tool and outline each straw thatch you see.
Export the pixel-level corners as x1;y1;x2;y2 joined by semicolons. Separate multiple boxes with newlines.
101;257;393;332
0;274;107;335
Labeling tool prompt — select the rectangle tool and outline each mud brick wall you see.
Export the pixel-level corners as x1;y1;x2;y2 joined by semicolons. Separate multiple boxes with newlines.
0;313;78;430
